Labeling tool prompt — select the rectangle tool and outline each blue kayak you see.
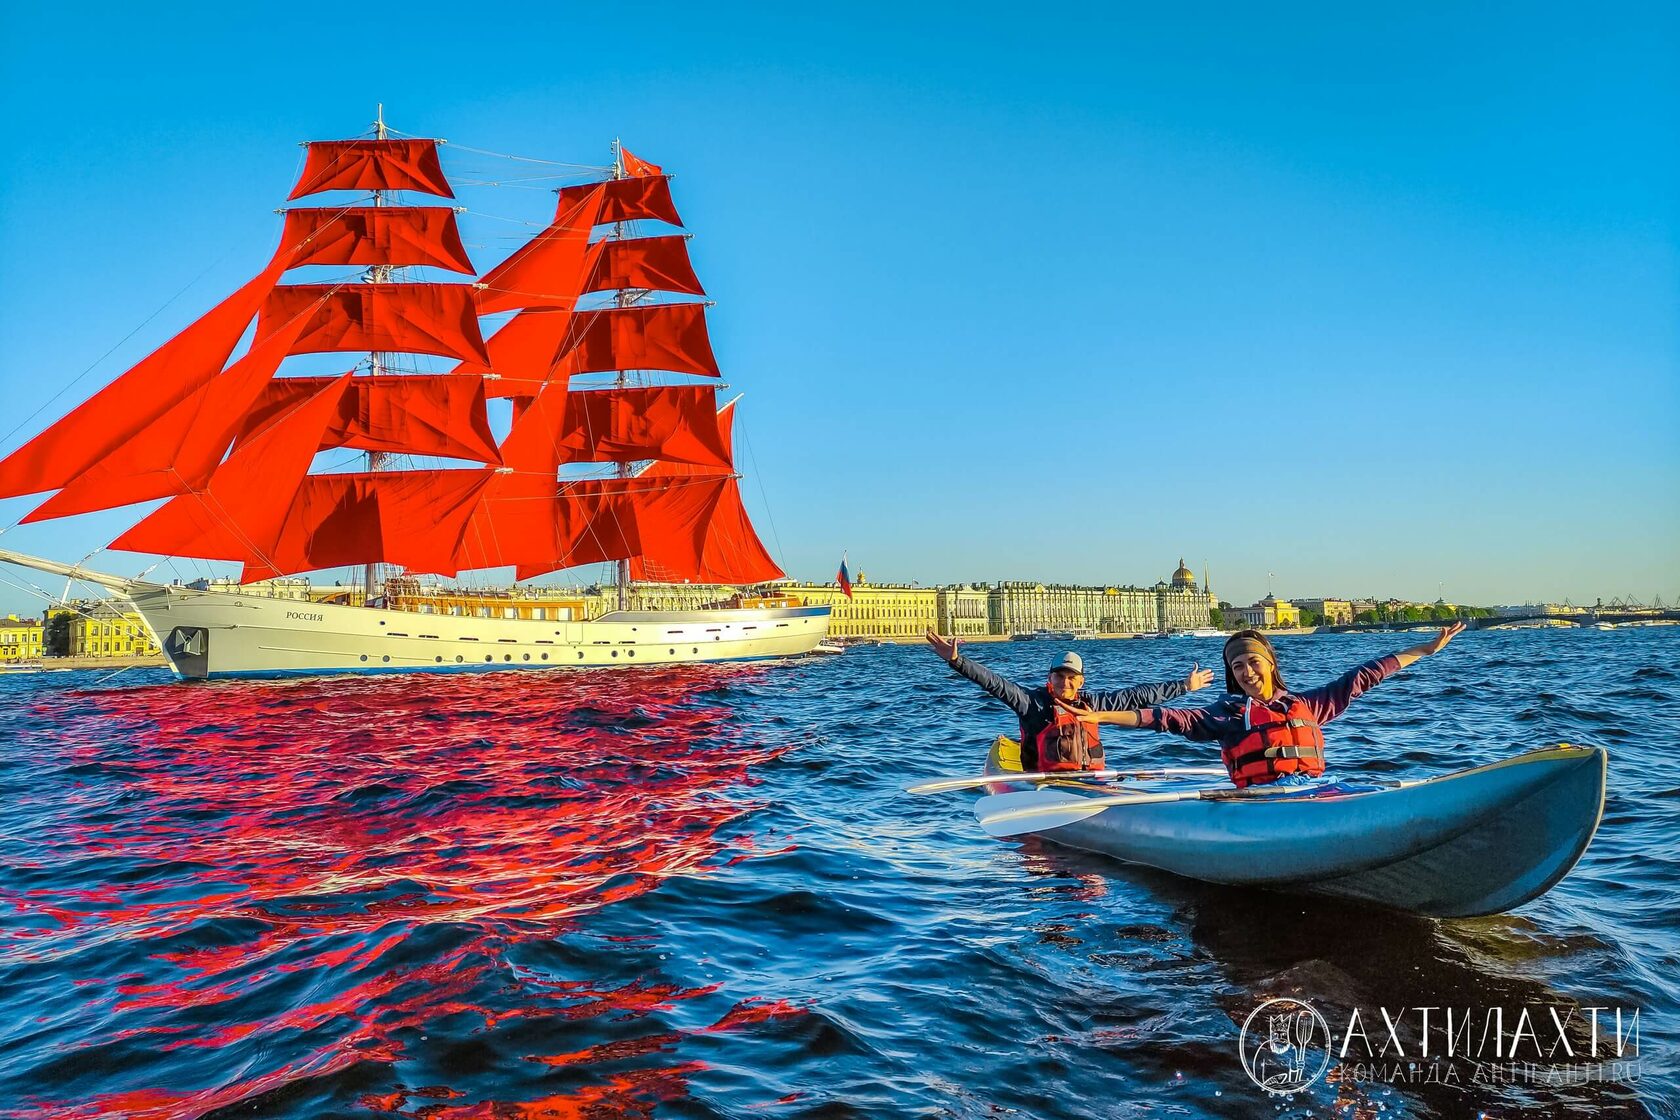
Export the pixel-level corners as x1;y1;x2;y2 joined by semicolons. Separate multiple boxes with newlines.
978;738;1606;918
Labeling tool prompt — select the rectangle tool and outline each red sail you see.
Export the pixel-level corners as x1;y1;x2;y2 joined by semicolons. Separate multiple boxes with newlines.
558;303;721;379
288;139;453;200
454;473;641;576
593;475;730;583
626;476;783;584
474;186;604;314
456;308;573;397
0;259;285;502
619;147;663;177
109;375;352;568
278;207;474;273
22;311;313;523
509;476;730;582
556;176;682;227
582;236;705;296
243;470;495;582
234;374;501;463
630;403;783;584
498;385;731;475
457;302;719;395
258;284;491;364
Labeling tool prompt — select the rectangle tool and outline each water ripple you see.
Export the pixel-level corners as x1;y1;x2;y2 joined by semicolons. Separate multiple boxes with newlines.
0;629;1675;1117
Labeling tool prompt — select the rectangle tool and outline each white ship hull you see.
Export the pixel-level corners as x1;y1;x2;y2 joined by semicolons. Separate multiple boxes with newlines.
0;550;831;681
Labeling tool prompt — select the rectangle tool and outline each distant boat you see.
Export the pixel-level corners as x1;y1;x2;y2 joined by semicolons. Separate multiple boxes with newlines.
811;641;846;655
1010;629;1075;641
1169;628;1224;638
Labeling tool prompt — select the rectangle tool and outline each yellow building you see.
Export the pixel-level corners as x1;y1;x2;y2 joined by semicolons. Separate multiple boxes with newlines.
937;585;990;637
1233;594;1300;629
781;575;937;640
1297;598;1354;626
54;601;161;658
1;615;44;661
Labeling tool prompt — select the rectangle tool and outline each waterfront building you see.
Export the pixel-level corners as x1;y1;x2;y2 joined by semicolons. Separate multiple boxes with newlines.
50;601;161;658
1157;560;1218;632
1232;594;1300;629
0;615;43;661
1296;598;1354;626
937;585;990;637
988;582;1155;635
1494;603;1586;618
985;561;1216;636
780;576;937;640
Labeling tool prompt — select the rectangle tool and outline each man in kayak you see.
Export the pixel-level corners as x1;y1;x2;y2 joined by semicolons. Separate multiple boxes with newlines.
924;629;1214;772
1081;624;1465;788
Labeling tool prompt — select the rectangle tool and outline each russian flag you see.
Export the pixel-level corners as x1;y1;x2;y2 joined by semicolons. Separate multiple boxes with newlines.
837;554;853;599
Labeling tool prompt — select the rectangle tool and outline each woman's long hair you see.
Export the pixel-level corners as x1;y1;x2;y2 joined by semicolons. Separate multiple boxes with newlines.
1222;629;1287;695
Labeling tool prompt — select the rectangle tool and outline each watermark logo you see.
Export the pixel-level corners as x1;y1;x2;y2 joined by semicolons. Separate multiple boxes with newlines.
1235;1000;1642;1093
1239;997;1332;1095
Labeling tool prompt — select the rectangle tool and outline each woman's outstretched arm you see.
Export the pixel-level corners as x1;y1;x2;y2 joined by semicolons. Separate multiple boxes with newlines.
1392;622;1464;669
1081;702;1233;741
1297;622;1466;724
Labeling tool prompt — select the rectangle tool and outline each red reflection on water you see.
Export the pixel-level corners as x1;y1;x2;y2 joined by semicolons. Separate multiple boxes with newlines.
7;667;804;1117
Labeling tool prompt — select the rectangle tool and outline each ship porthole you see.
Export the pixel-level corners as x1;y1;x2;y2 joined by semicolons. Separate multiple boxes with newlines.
435;656;443;663
455;655;464;663
669;648;675;655
541;653;548;660
577;652;584;659
522;653;530;661
360;654;368;662
504;654;512;661
611;650;619;658
691;647;698;654
485;655;493;662
627;650;635;658
382;655;390;663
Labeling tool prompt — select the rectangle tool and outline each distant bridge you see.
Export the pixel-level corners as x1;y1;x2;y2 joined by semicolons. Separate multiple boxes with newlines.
1322;609;1680;633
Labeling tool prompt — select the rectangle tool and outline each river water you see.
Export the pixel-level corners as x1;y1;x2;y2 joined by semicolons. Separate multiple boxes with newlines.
0;627;1674;1118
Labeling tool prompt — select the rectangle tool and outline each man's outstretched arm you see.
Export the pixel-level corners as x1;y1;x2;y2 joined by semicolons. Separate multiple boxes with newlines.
1088;663;1215;711
925;628;1033;717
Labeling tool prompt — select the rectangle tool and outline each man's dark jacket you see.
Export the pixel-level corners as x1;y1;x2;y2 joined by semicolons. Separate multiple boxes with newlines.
948;652;1190;770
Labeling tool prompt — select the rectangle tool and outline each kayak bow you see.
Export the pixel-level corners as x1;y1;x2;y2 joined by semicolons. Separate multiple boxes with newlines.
976;737;1607;918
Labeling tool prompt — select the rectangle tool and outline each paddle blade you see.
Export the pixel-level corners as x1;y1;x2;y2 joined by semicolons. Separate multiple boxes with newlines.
906;769;1109;795
906;774;1009;795
973;788;1115;837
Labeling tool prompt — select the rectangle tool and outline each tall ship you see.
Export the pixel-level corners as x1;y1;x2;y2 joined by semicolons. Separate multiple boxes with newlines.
0;114;830;679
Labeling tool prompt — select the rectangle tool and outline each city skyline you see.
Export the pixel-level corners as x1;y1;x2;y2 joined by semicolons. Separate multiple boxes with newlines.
1;4;1674;616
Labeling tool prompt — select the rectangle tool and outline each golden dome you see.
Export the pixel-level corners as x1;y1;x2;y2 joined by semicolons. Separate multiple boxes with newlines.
1171;558;1196;588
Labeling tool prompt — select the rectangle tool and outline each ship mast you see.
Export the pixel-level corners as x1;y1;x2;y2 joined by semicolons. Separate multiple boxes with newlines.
610;137;631;611
363;104;391;605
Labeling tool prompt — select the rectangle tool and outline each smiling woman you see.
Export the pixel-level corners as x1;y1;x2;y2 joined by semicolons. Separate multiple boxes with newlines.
1088;623;1465;787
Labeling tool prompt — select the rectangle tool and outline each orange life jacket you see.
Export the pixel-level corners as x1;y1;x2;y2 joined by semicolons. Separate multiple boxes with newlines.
1032;701;1103;772
1221;696;1326;789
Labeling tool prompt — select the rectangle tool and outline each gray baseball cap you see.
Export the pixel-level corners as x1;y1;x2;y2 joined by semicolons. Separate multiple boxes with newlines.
1053;652;1084;674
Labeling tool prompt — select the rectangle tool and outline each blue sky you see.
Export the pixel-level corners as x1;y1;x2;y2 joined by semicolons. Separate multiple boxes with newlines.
1;2;1675;613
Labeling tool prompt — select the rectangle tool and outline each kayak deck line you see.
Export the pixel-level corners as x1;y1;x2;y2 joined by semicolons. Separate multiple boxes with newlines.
975;737;1607;918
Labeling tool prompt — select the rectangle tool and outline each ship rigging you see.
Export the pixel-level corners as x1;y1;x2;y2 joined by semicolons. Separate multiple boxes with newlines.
0;113;830;678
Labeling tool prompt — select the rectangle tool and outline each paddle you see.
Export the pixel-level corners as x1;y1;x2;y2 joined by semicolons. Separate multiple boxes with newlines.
973;786;1229;837
906;767;1226;796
